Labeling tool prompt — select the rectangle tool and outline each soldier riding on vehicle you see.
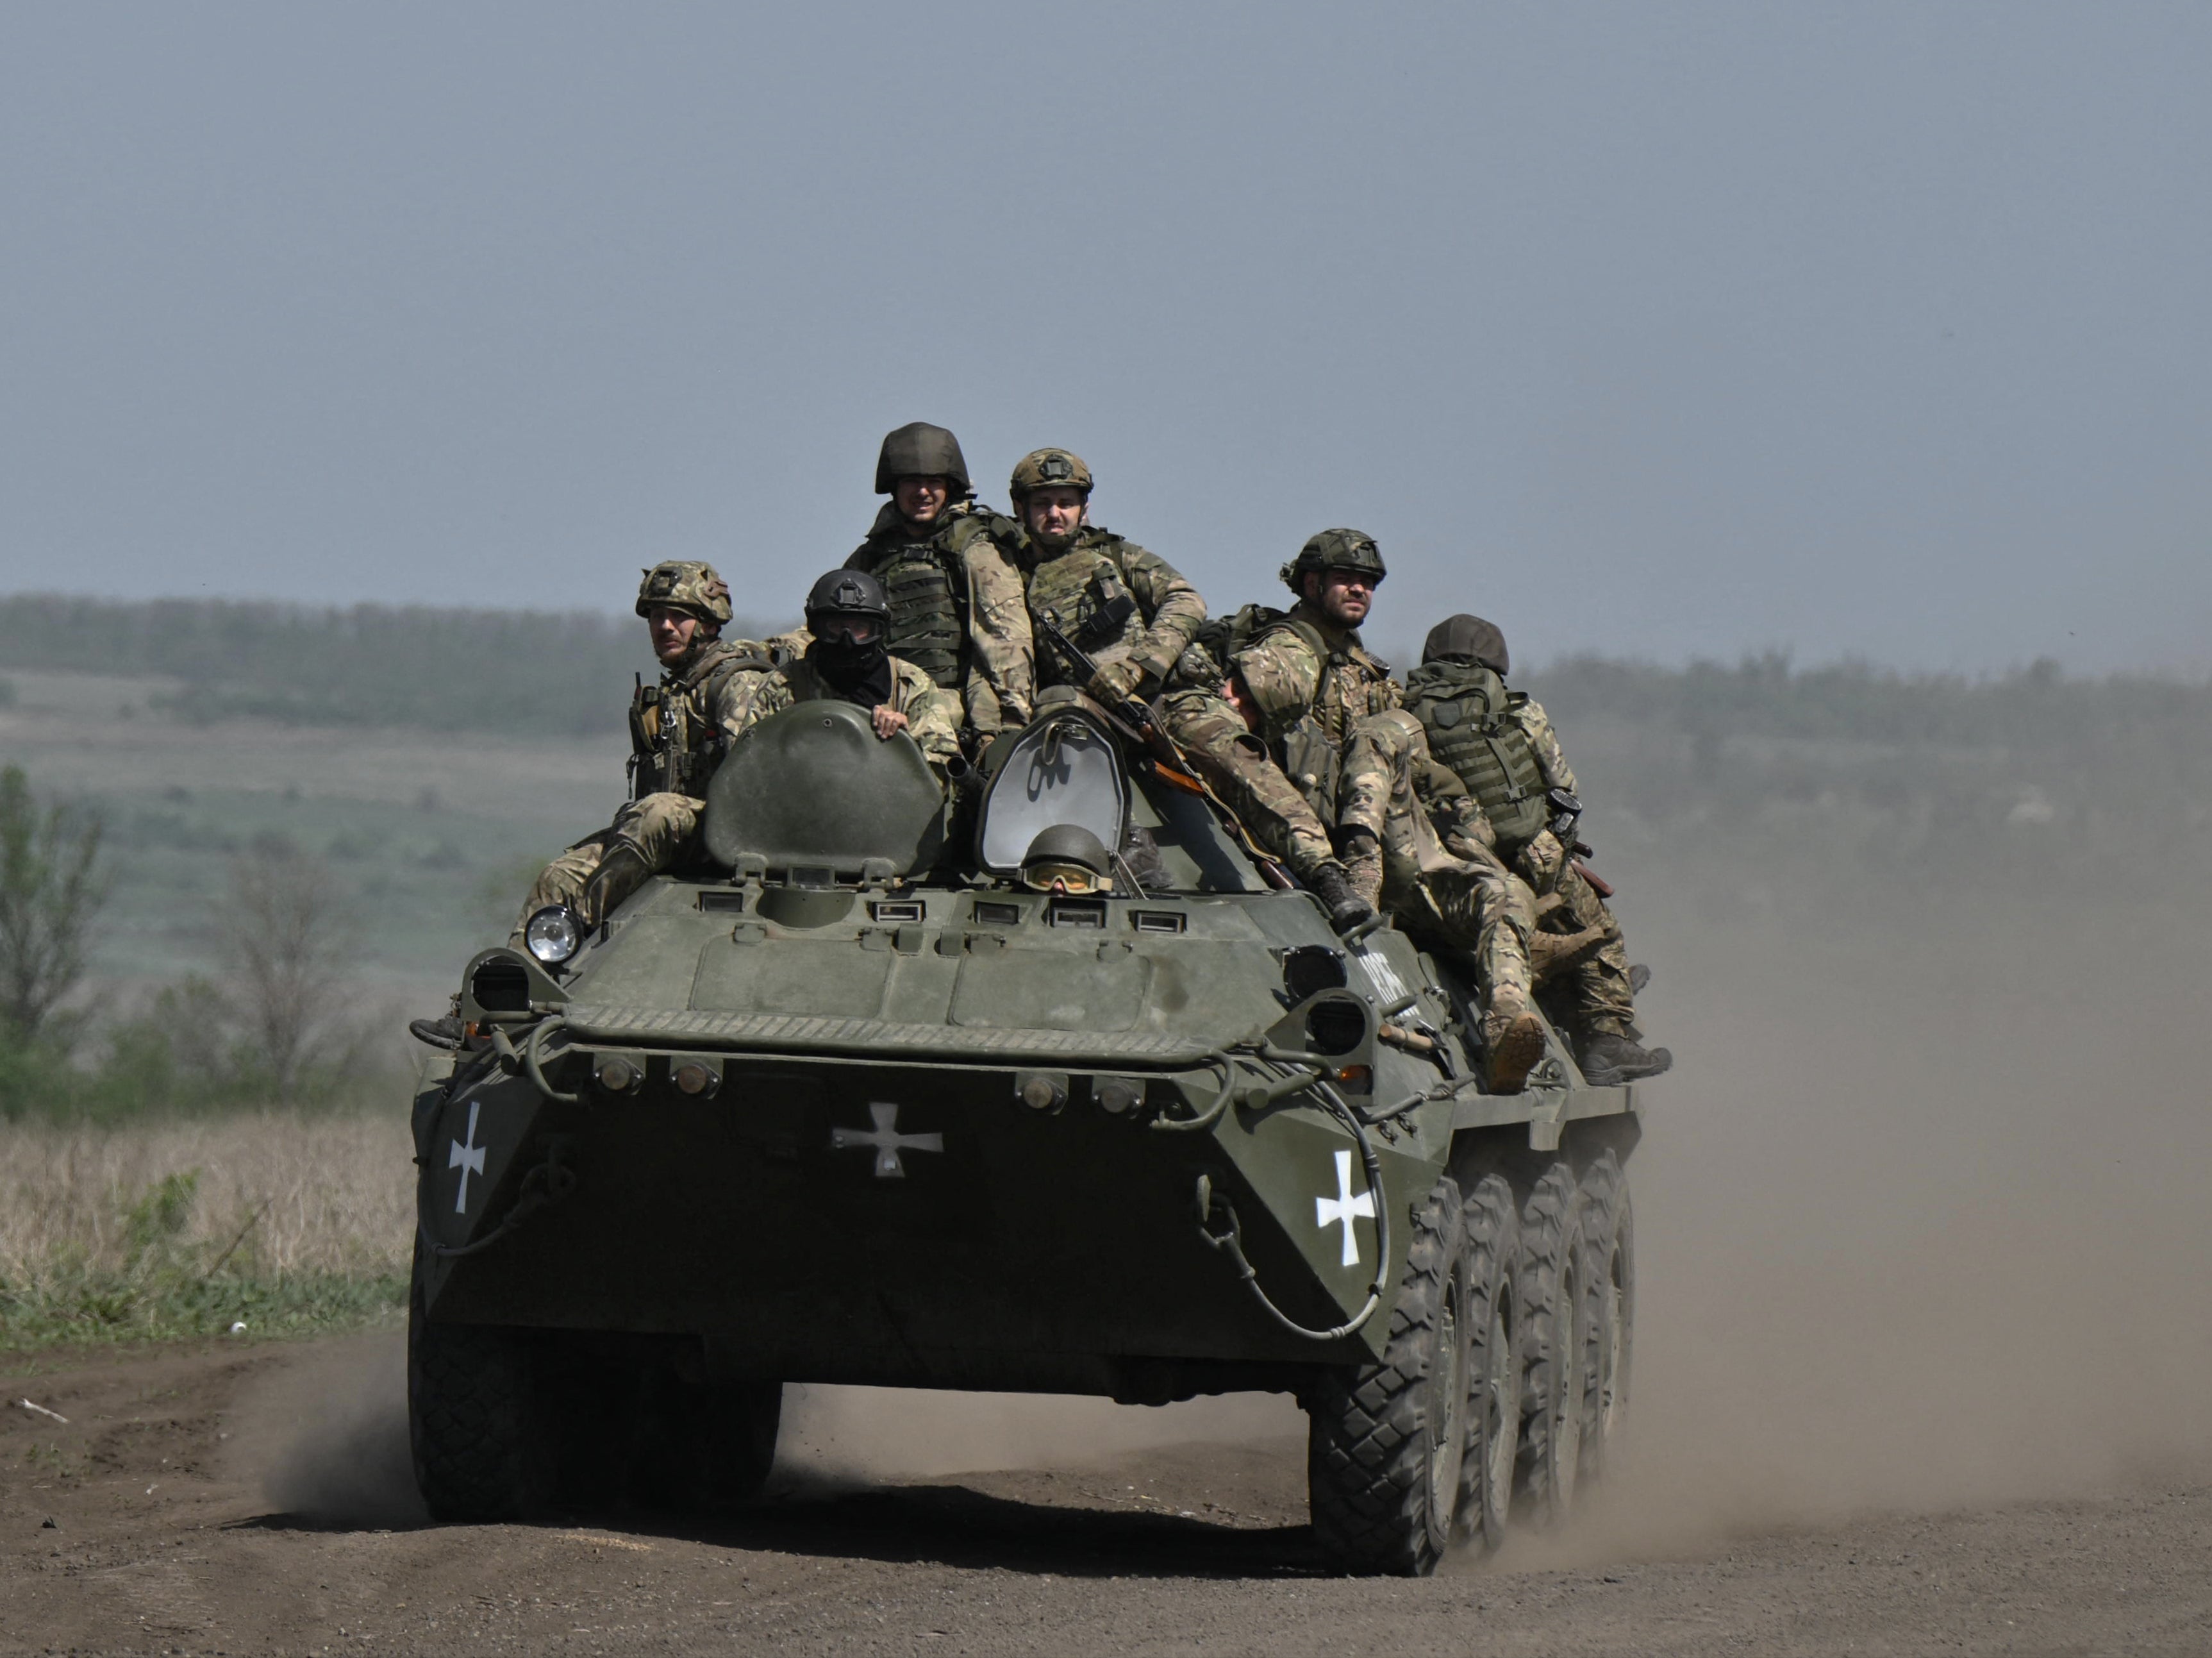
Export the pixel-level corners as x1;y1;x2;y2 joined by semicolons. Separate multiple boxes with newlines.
845;422;1033;741
1005;447;1207;708
1406;614;1670;1085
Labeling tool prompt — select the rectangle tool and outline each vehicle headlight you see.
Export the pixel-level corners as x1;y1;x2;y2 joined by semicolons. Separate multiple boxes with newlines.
522;905;583;967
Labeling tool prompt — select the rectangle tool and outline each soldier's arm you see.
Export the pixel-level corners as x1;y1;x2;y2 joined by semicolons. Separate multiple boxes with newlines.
1229;631;1324;744
720;670;794;743
1417;757;1498;853
1117;544;1208;692
896;674;965;777
959;537;1035;734
1517;697;1578;794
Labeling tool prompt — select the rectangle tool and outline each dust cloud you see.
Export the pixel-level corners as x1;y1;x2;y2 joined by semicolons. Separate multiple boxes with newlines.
238;1331;427;1528
1518;877;2212;1565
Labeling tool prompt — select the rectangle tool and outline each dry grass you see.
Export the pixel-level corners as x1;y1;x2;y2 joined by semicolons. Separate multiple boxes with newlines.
0;1109;412;1285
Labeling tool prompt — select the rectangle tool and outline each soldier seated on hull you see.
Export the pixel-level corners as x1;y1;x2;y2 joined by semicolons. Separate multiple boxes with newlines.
1004;447;1207;708
845;422;1033;741
408;560;779;1050
724;570;963;778
1406;614;1670;1087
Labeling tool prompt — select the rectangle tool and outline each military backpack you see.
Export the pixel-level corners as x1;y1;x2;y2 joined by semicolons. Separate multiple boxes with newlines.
1403;659;1549;847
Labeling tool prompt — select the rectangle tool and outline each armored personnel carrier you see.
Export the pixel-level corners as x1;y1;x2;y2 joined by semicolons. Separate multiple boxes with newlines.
409;694;1644;1575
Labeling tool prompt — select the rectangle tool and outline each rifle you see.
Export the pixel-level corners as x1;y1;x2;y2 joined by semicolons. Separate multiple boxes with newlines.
1031;609;1293;889
1544;785;1613;898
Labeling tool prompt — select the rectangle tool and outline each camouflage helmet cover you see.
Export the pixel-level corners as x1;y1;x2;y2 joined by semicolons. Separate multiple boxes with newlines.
1422;613;1509;675
635;560;733;626
873;422;972;495
1281;528;1387;596
1009;447;1094;500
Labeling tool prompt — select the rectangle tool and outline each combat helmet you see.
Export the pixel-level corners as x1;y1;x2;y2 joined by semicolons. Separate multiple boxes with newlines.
1009;448;1093;501
635;560;733;627
1421;614;1509;676
1019;823;1114;895
1281;528;1387;596
803;568;890;638
873;422;972;496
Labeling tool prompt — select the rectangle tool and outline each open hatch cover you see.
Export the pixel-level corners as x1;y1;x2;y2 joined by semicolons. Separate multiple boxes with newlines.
974;701;1131;876
702;699;945;879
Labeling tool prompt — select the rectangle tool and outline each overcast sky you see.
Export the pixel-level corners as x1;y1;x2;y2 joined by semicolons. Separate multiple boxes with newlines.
3;3;2208;672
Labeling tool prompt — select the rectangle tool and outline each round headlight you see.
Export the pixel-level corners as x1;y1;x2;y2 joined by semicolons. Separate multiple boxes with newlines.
523;905;583;967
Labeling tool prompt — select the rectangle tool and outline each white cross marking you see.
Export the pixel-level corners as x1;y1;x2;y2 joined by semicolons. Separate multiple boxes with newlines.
1315;1148;1376;1267
831;1103;944;1178
449;1100;487;1214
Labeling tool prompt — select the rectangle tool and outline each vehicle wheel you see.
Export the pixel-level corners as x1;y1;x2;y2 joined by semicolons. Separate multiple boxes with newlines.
407;1253;553;1521
1307;1175;1472;1577
1515;1160;1594;1526
631;1375;784;1512
1453;1173;1521;1558
1577;1151;1635;1483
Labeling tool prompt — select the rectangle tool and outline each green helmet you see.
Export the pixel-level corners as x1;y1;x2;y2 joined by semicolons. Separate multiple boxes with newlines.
1019;823;1113;894
1281;528;1386;597
635;560;733;626
1421;614;1509;675
1009;448;1093;501
874;422;972;495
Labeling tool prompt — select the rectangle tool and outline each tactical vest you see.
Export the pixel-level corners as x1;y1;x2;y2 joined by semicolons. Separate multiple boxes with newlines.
1404;661;1549;847
852;509;1011;691
627;643;772;800
1024;532;1142;684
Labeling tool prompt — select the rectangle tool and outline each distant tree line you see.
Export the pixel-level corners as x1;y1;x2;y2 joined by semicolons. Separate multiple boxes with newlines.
0;594;770;736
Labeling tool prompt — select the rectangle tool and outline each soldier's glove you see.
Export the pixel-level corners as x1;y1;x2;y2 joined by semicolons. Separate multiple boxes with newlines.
1516;829;1567;895
1086;657;1148;706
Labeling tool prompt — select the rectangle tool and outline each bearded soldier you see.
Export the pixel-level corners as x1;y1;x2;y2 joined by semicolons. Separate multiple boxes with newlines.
1160;530;1404;931
1405;615;1670;1085
1004;447;1206;705
726;570;962;778
408;560;777;1049
845;421;1033;738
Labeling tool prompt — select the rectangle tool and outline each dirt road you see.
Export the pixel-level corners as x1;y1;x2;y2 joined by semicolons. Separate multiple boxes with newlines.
5;1333;2209;1657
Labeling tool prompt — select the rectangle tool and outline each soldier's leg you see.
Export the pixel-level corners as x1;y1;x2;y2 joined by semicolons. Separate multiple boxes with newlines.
1553;868;1670;1082
510;834;613;944
1163;692;1338;880
582;793;702;921
1406;863;1545;1092
1335;712;1427;910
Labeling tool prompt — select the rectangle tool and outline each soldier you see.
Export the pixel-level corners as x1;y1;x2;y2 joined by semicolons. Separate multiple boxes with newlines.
1004;448;1206;706
845;421;1033;738
409;560;777;1048
726;570;962;777
1335;710;1548;1092
1405;614;1670;1086
1160;530;1402;930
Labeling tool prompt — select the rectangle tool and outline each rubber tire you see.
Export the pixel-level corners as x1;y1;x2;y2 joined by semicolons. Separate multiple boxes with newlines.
407;1253;554;1522
1576;1151;1635;1485
1514;1160;1594;1527
1308;1175;1473;1577
631;1374;784;1513
1453;1173;1522;1559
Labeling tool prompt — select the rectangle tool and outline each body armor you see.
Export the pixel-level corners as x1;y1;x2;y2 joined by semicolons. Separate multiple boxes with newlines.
1247;612;1392;826
849;508;1010;691
1024;533;1141;680
1404;659;1549;847
627;641;770;801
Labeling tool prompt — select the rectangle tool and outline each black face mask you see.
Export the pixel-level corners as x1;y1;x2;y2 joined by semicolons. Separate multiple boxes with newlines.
808;624;894;708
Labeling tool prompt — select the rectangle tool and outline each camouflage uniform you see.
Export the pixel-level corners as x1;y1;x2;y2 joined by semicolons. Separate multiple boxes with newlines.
1160;601;1395;881
847;499;1034;737
727;650;963;776
513;619;778;940
1403;651;1636;1040
1336;710;1537;1026
1020;524;1206;701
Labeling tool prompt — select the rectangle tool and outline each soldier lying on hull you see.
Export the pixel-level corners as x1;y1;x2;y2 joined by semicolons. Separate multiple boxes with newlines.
1405;614;1670;1086
725;570;963;779
408;560;779;1050
1004;447;1207;708
845;421;1033;741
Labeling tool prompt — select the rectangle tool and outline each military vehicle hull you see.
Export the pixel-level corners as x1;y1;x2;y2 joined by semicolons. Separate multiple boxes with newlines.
408;698;1646;1575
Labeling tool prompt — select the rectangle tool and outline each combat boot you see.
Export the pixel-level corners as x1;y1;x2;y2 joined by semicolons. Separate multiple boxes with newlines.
1481;1004;1547;1094
408;1016;465;1050
1579;1030;1672;1085
1305;858;1377;935
581;841;652;926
